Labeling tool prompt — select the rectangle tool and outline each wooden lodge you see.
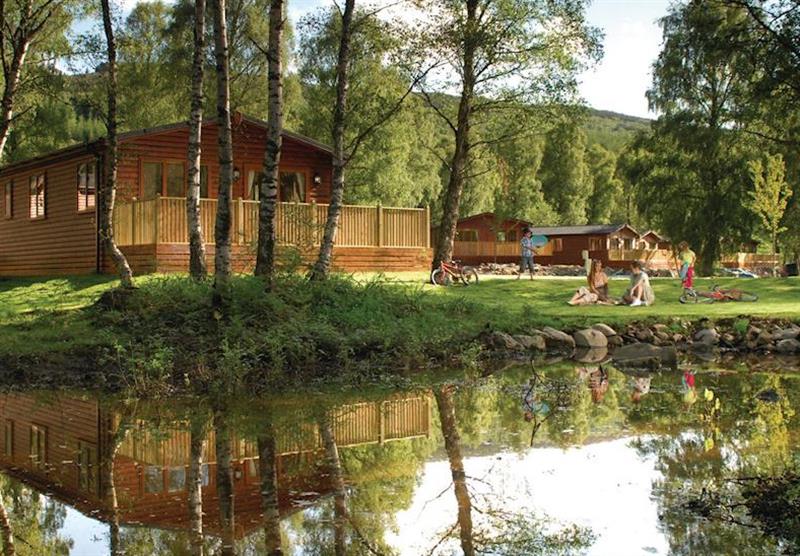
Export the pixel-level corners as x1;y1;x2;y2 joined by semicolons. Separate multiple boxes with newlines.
451;213;674;270
0;391;432;540
0;114;431;276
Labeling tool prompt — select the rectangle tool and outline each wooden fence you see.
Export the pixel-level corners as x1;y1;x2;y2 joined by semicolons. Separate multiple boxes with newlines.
114;196;430;249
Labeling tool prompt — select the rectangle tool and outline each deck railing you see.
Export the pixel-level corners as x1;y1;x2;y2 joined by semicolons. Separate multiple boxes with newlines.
118;395;432;466
720;252;782;267
114;196;431;249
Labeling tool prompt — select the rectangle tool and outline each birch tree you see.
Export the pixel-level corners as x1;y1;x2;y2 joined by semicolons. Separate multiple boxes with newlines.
420;0;600;271
0;0;67;161
187;0;207;280
100;0;133;288
187;413;209;556
214;410;235;556
319;414;348;555
212;0;234;303
258;424;283;555
308;0;354;281
253;0;284;284
0;491;14;556
306;3;426;280
748;153;792;263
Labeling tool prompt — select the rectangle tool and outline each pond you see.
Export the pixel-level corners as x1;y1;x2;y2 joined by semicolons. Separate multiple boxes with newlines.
0;358;798;555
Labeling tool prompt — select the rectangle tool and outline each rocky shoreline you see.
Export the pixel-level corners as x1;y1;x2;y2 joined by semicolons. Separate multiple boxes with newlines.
480;318;800;369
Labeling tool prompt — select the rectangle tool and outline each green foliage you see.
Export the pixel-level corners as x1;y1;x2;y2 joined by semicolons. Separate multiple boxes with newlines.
540;123;591;224
586;143;623;224
748;153;793;256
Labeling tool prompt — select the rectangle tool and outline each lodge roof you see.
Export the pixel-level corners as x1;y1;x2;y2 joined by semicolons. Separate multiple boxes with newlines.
0;113;333;177
526;223;638;236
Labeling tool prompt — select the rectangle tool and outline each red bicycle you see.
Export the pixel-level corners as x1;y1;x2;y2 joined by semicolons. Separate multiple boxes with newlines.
430;260;479;286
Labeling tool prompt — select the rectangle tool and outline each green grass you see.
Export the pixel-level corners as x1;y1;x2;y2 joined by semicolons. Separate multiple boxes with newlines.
0;272;799;391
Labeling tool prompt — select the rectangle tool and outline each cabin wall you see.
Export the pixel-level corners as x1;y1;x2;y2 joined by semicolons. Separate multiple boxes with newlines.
117;122;333;204
0;154;98;276
0;394;101;497
109;244;433;274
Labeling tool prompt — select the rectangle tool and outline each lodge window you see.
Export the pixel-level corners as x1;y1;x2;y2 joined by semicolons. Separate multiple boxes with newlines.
246;169;262;200
506;230;517;242
456;229;478;242
201;463;210;487
29;424;47;467
29;174;45;219
77;441;98;493
142;160;193;199
3;183;11;219
77;163;97;212
199;166;208;198
168;466;186;492
4;420;13;456
589;238;605;251
280;171;306;202
552;238;563;252
145;465;164;493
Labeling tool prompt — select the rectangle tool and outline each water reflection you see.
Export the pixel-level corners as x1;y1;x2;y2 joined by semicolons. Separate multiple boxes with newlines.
0;362;796;554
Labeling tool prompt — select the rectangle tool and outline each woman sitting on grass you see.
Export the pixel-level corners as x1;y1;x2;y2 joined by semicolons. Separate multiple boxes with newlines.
621;260;655;307
568;259;612;306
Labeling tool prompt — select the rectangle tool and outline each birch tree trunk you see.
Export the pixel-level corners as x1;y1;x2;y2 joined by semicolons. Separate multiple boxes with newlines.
187;0;208;280
100;0;134;288
212;0;234;303
258;429;282;555
309;0;355;281
431;0;478;272
0;42;28;162
187;415;208;556
434;386;474;556
0;490;15;556
319;416;347;555
214;411;235;556
253;0;284;285
102;412;132;556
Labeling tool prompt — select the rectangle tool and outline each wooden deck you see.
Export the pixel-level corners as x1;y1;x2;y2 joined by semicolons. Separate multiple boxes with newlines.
111;196;432;273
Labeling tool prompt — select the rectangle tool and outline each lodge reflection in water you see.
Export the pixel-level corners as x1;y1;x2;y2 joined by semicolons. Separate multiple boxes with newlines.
0;391;432;542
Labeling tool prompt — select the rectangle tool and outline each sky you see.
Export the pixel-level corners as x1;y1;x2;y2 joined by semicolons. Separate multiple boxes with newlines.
281;0;671;119
113;0;671;119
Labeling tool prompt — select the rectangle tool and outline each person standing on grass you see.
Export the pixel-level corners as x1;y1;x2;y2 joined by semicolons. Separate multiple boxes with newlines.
678;241;697;290
518;227;536;280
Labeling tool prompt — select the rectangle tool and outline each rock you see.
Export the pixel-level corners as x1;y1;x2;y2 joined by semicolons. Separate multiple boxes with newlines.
573;329;609;349
655;331;671;342
756;389;780;403
592;323;617;337
513;334;546;352
757;330;774;346
720;332;736;347
774;327;800;341
746;325;762;341
541;327;576;352
487;331;523;351
652;323;669;333
775;338;800;354
607;335;624;347
694;328;720;345
636;328;655;342
613;343;677;369
574;347;609;364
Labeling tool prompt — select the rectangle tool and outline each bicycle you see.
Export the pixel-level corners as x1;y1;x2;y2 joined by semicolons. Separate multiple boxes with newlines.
430;260;479;286
679;285;758;304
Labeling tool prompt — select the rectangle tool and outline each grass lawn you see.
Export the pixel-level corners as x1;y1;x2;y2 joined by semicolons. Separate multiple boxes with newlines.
0;272;799;364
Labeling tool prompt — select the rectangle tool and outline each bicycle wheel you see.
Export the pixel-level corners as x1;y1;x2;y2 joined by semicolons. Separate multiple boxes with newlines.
680;291;714;304
430;269;450;286
461;267;479;286
733;290;758;302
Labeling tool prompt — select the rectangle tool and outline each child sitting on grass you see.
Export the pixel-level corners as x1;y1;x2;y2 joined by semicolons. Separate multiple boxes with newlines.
622;260;655;307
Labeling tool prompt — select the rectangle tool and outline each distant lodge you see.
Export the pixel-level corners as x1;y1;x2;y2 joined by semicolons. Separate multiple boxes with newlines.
451;213;777;270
